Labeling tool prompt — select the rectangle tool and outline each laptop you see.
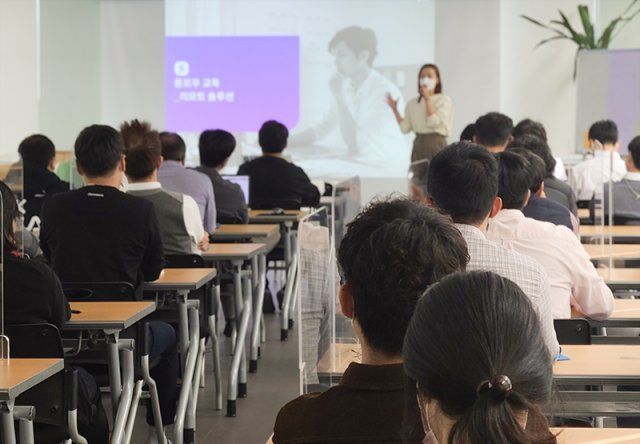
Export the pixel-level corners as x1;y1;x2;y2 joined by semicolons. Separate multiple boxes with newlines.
222;175;250;202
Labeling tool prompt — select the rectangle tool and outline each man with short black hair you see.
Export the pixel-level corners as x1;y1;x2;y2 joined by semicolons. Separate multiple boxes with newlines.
40;124;179;438
238;120;320;209
17;134;69;225
273;198;469;443
122;120;208;255
474;112;513;153
158;131;216;232
427;142;559;357
487;150;614;320
605;135;640;223
196;129;248;224
569;119;626;201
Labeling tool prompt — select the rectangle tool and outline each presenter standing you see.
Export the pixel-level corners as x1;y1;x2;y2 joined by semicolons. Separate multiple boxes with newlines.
387;64;453;162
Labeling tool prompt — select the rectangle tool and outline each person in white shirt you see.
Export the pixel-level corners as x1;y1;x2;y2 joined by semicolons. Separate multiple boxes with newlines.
569;119;626;201
120;120;208;256
386;63;453;162
474;112;513;153
604;135;640;223
424;141;559;358
290;26;407;170
487;150;614;320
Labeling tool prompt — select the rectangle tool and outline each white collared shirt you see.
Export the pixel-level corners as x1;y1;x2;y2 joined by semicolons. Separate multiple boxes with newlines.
455;223;559;358
569;151;627;200
486;209;614;321
127;181;205;255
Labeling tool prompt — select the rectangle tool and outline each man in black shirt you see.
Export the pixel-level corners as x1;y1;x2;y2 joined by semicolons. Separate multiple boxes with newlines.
40;124;177;437
238;120;320;209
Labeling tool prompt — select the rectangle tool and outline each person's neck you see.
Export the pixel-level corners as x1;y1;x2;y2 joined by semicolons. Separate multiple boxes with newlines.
215;165;225;172
84;175;121;188
359;338;402;365
486;145;506;154
129;172;158;184
166;159;184;166
263;152;283;159
602;144;617;152
350;67;371;90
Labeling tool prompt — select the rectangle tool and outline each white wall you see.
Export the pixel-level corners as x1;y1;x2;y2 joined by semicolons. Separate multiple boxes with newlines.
0;0;38;160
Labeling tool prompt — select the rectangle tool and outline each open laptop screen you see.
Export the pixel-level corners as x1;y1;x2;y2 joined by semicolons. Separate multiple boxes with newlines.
222;175;250;203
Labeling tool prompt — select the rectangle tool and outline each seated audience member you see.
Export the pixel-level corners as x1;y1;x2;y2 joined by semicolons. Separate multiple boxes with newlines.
40;124;178;438
238;120;320;209
486;150;614;320
404;271;556;444
509;133;577;215
408;159;429;201
427;142;559;356
0;180;109;443
17;134;69;226
569;119;626;201
604;135;640;224
473;112;513;153
459;123;476;142
158;131;216;233
509;147;574;232
272;199;469;443
195;129;249;223
513;118;567;180
121;119;208;255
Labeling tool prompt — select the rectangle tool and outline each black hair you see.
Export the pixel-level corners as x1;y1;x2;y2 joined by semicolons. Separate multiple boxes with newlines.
403;271;556;444
513;119;548;142
18;134;56;170
427;141;499;225
460;123;476;142
199;130;236;168
0;180;20;252
258;120;289;154
337;198;468;356
508;147;546;194
475;112;514;148
120;120;162;180
508;134;556;178
588;120;619;145
409;159;430;198
628;136;640;169
417;64;443;97
74;124;124;178
159;132;186;162
328;26;378;66
496;151;531;210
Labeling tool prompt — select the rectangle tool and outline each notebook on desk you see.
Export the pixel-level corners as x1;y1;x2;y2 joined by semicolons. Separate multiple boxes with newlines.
222;175;250;202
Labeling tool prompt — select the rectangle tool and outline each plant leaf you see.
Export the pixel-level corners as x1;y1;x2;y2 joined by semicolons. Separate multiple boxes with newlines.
597;17;622;48
534;34;571;49
578;5;596;48
521;14;569;37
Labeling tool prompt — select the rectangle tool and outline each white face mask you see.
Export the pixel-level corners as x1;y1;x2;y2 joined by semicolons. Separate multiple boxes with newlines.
417;395;439;444
420;76;437;92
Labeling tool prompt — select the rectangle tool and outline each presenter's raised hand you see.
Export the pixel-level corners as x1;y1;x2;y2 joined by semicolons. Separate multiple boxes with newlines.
385;93;399;112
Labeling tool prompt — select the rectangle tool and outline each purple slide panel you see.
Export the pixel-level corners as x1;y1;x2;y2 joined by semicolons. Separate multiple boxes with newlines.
166;36;299;133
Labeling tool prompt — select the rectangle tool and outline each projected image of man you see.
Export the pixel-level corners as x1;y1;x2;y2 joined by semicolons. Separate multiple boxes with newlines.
291;26;407;169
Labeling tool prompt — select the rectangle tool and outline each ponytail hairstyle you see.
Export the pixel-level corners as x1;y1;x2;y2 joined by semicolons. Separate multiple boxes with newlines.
403;271;556;444
0;181;20;252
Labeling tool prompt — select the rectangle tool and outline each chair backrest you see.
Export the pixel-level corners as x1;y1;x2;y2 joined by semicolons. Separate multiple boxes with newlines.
165;254;205;268
4;323;66;425
553;319;592;345
62;281;136;301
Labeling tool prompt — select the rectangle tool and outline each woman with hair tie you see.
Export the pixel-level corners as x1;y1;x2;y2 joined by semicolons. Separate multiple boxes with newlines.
403;271;557;444
386;63;453;162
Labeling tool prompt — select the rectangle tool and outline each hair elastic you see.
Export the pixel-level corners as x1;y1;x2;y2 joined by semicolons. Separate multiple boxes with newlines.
476;375;513;398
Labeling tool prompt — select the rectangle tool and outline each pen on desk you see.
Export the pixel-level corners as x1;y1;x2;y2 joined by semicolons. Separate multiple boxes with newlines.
71;309;82;314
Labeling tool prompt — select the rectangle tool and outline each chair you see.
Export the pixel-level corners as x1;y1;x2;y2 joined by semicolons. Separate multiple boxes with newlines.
554;319;592;345
4;323;87;443
62;281;136;301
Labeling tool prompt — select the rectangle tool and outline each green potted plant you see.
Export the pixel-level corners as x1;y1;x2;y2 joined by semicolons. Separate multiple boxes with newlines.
522;0;640;77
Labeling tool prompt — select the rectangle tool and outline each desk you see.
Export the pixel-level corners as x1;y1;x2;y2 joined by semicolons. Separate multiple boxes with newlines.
583;244;640;260
0;358;64;444
65;301;156;444
202;243;267;416
248;209;307;224
553;427;640;443
581;225;640;243
210;224;279;241
144;268;216;442
574;298;640;331
598;268;640;288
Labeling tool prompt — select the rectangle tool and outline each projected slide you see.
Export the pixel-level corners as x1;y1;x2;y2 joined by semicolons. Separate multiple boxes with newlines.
166;36;299;132
165;0;435;182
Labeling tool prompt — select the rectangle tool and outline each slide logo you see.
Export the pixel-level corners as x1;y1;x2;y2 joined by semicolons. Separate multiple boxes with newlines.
165;36;300;133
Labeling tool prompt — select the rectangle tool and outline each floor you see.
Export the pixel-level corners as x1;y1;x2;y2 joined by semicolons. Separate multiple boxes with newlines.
117;312;300;443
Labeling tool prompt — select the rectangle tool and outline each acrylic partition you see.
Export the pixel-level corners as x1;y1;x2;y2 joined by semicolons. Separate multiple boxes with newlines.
408;159;429;198
327;177;361;252
55;155;83;191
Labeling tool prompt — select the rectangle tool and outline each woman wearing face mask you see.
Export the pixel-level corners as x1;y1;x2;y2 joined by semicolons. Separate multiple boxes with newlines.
403;271;557;444
386;63;453;162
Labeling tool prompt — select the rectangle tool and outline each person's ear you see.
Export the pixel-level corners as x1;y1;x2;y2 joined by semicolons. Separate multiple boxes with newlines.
615;141;621;151
523;189;531;207
489;197;502;218
422;195;436;208
472;135;478;144
537;182;545;198
157;155;164;169
48;157;56;172
76;162;85;177
119;154;126;172
338;283;354;319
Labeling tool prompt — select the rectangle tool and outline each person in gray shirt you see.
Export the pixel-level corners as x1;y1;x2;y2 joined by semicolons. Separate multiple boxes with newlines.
194;130;248;224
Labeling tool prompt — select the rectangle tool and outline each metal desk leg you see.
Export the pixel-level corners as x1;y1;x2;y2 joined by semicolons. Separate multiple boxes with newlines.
208;282;223;411
281;243;298;340
1;400;16;444
238;272;251;396
250;254;267;372
174;307;199;444
14;406;35;444
177;291;190;371
111;340;134;444
227;262;252;417
106;331;122;420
